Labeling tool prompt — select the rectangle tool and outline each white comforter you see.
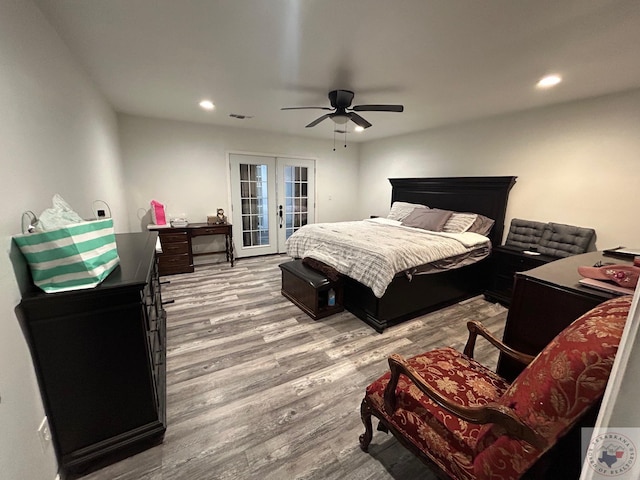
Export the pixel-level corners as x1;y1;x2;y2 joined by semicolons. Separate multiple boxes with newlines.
285;218;490;298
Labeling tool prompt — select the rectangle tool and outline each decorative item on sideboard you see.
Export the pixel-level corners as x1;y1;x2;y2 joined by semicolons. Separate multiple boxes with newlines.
170;216;188;228
208;208;227;225
150;199;167;225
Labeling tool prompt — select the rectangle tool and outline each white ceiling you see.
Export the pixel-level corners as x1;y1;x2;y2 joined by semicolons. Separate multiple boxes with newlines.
35;0;640;142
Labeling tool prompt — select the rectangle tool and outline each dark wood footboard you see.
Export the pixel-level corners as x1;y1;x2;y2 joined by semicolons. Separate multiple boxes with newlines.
344;260;489;332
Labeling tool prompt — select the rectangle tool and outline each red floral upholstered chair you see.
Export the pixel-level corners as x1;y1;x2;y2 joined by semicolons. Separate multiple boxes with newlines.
359;295;632;480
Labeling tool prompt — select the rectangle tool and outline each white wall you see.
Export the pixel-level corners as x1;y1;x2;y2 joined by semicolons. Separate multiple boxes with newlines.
358;89;640;248
118;114;361;234
0;1;126;479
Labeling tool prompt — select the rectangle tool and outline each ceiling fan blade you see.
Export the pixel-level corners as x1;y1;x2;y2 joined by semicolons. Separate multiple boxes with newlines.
305;114;332;128
348;112;372;129
352;104;404;112
281;106;333;111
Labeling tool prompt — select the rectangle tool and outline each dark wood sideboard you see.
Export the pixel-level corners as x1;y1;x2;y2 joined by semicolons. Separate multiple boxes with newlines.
16;232;167;478
497;251;631;380
497;251;633;479
149;223;234;276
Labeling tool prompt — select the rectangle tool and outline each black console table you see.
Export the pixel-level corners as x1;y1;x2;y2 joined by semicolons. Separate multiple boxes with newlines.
16;232;166;477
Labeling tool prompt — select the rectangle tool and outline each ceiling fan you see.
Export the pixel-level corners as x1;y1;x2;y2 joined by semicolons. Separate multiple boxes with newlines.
281;89;403;129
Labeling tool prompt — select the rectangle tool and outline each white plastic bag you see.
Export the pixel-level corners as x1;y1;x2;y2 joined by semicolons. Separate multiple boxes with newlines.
34;194;84;231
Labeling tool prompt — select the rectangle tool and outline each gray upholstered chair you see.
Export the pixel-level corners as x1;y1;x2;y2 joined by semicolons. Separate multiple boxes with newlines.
505;219;595;257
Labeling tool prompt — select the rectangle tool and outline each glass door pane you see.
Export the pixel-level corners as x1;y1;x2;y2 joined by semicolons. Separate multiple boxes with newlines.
230;154;277;257
240;163;270;247
277;157;315;251
284;165;310;241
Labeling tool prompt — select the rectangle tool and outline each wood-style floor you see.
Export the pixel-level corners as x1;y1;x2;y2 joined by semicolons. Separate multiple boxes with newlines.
81;254;508;480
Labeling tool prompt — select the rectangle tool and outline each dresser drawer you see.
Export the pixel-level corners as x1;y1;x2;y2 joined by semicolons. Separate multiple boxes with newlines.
159;253;190;267
159;232;188;244
157;252;193;275
161;241;189;255
190;226;228;237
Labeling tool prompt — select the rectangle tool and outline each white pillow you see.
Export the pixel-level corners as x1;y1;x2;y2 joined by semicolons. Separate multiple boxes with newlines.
387;201;428;221
442;212;478;233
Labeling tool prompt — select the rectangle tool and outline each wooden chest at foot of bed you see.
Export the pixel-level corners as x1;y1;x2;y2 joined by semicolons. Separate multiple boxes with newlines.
279;260;344;320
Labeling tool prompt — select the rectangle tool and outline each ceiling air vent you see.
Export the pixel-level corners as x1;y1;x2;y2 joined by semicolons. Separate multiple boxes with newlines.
229;114;253;120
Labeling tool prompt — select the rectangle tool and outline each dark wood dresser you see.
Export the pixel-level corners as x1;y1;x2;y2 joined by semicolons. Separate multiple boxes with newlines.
16;232;167;477
497;251;631;380
150;223;234;276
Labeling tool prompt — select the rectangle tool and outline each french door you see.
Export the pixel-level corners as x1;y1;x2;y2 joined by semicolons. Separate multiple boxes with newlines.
229;154;315;258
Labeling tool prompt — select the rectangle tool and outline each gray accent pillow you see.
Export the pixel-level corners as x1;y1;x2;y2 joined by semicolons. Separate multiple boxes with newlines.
537;222;595;257
505;218;547;250
467;214;495;236
401;208;453;231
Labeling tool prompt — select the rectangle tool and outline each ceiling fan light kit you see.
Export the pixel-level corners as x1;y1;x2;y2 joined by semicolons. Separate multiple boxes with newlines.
282;89;403;130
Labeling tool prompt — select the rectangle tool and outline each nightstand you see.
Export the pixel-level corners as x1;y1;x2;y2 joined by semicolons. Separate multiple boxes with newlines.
484;245;556;306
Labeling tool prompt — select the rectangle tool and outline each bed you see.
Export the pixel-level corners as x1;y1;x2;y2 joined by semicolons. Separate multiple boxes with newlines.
289;176;517;332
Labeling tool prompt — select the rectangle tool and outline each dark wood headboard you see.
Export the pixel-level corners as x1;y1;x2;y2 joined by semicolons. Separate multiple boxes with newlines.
389;176;517;246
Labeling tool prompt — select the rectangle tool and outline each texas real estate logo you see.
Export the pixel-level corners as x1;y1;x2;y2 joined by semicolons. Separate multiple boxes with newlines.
585;431;637;477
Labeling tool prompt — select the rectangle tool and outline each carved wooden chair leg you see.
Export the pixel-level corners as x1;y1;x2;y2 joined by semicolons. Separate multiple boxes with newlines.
359;398;374;452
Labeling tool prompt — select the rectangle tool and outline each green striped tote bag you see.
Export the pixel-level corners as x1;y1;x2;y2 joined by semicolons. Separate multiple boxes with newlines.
14;218;120;293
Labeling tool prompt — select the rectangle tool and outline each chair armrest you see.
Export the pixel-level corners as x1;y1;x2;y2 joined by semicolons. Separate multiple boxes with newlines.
383;353;546;450
463;320;536;366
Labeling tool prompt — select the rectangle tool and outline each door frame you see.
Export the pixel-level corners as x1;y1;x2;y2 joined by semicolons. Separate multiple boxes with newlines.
226;150;318;258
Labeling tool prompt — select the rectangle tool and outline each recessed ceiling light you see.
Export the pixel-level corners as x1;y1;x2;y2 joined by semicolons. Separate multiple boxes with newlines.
536;75;562;89
199;100;215;110
354;126;365;132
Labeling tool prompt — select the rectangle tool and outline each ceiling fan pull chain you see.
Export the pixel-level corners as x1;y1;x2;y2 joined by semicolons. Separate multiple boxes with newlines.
344;129;347;148
333;129;336;151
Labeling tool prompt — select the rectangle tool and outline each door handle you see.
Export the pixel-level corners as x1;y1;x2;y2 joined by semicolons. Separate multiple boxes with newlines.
278;205;283;228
